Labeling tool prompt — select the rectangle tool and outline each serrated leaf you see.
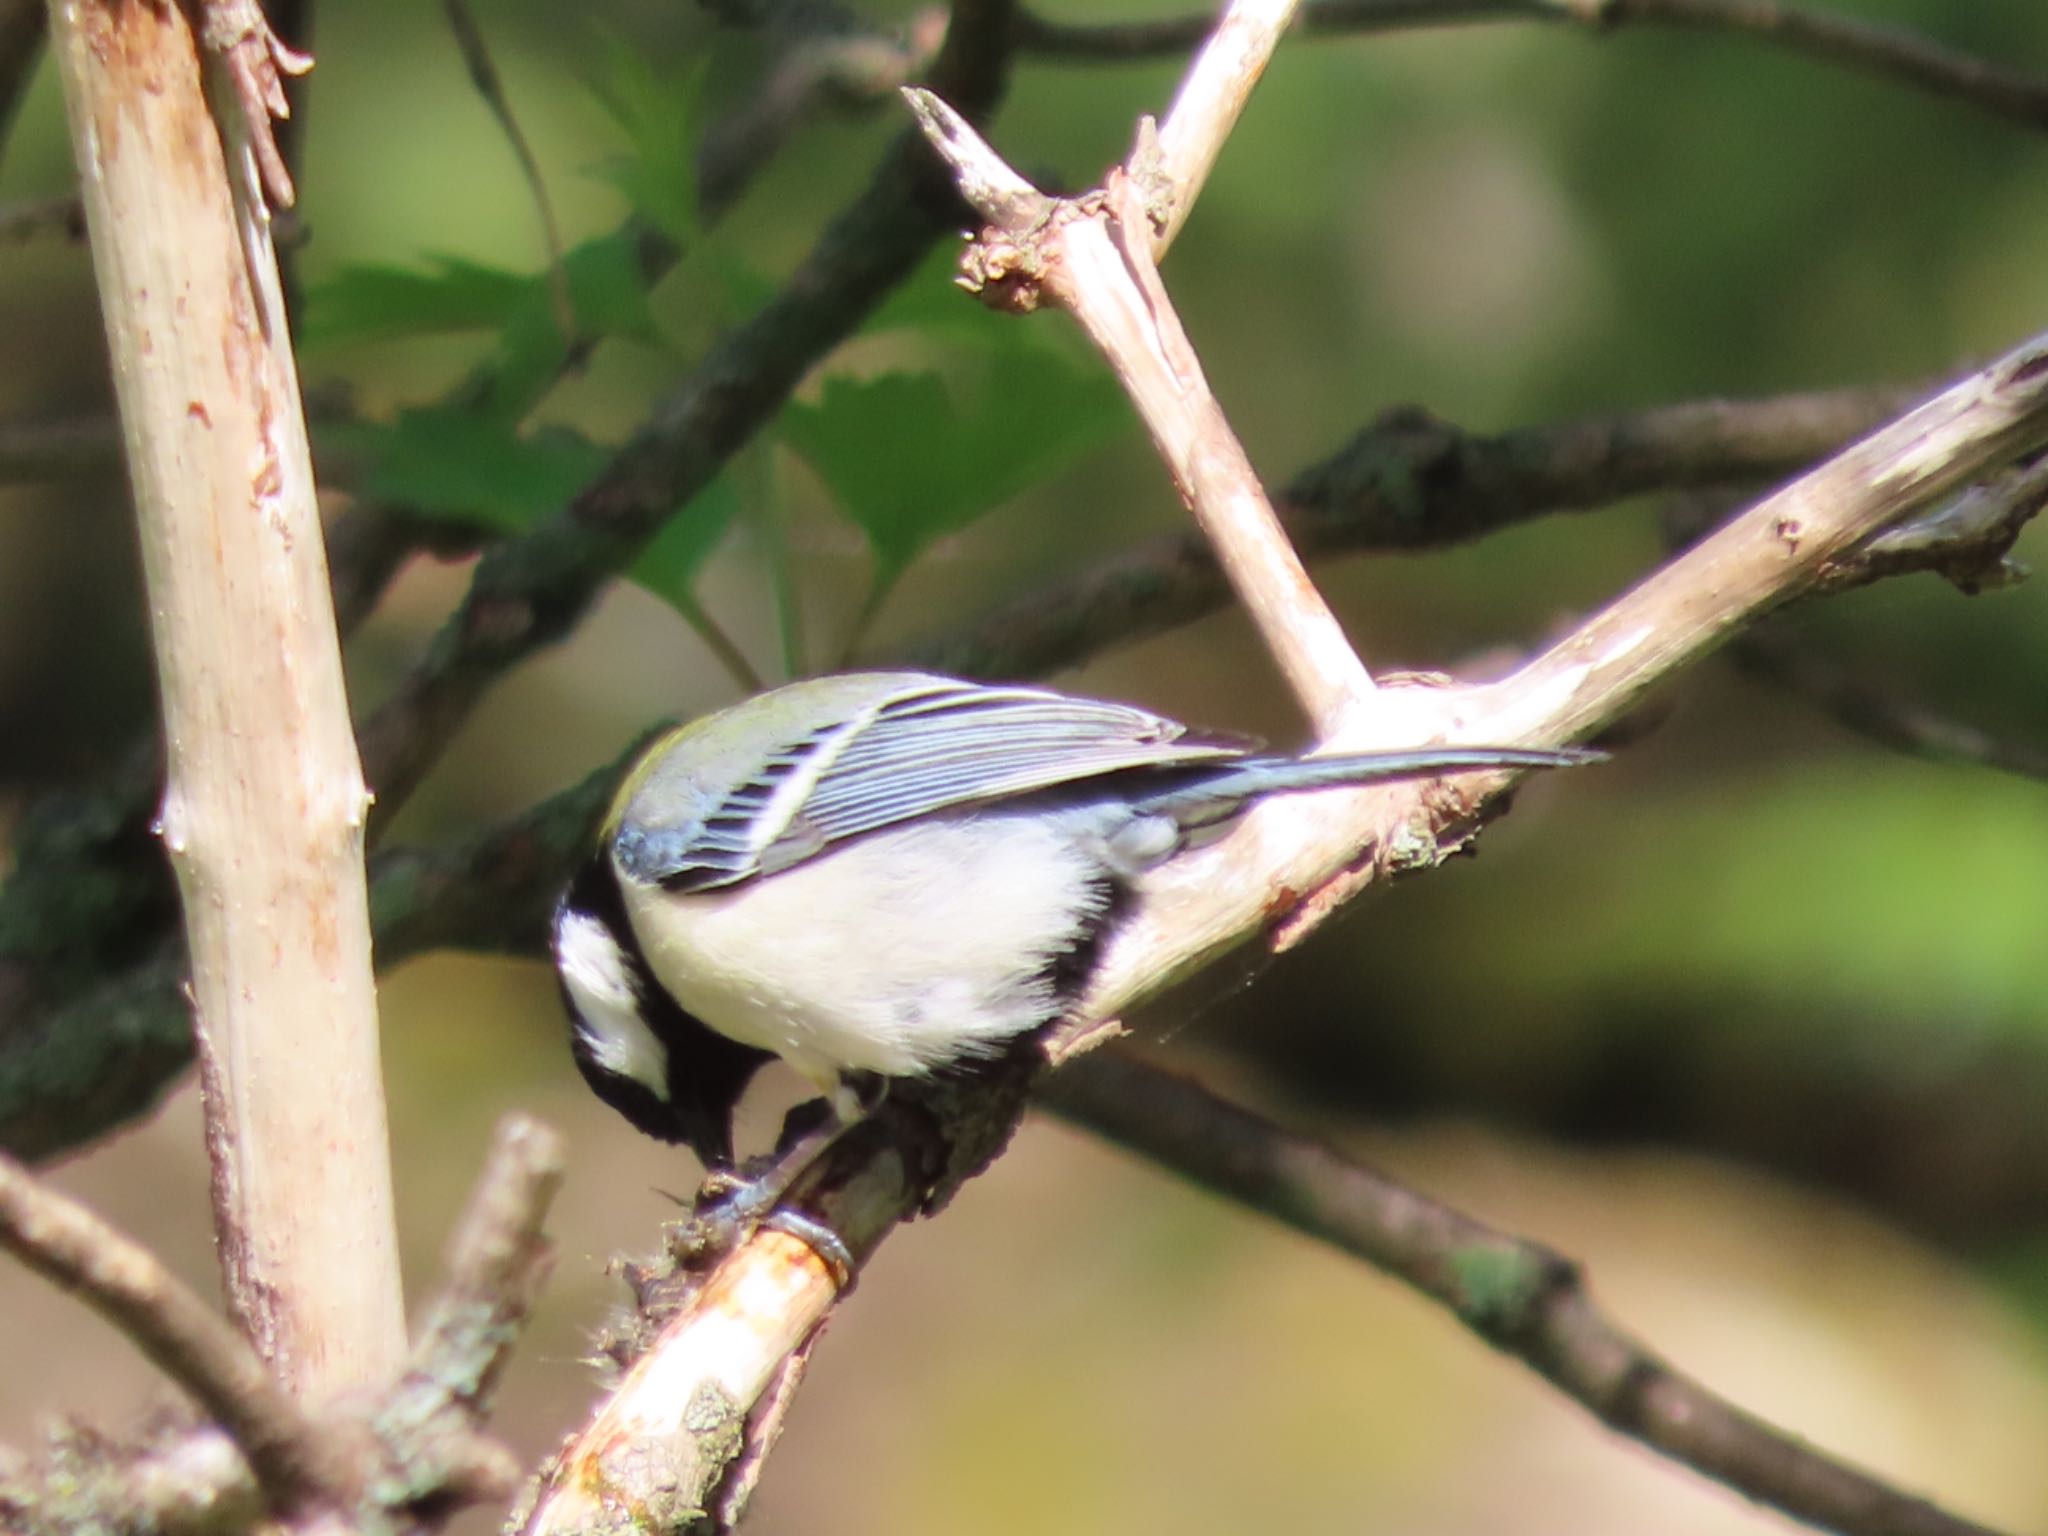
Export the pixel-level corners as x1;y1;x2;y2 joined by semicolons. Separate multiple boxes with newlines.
587;38;706;248
630;474;743;607
300;255;533;351
481;229;664;419
778;348;1128;579
302;230;661;424
358;407;610;531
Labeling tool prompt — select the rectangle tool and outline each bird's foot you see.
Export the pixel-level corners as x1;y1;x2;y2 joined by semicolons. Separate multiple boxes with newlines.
678;1117;855;1283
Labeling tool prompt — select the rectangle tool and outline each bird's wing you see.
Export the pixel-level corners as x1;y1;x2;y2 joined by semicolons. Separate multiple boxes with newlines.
649;677;1250;890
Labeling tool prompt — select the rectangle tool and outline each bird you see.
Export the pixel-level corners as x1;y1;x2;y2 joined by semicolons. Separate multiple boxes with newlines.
551;670;1595;1195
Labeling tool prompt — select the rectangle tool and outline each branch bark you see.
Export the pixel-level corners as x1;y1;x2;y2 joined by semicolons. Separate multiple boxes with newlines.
513;231;2048;1536
0;1150;351;1518
45;0;403;1394
1015;0;2048;137
1047;1052;2011;1536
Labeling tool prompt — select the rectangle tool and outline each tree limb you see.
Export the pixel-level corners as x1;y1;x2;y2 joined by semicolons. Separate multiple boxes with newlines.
0;1150;349;1518
1015;0;2048;137
46;0;404;1392
353;0;1020;835
0;1113;565;1533
1046;1051;2012;1536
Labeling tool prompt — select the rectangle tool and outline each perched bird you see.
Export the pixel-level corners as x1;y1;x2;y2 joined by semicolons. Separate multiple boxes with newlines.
552;670;1594;1181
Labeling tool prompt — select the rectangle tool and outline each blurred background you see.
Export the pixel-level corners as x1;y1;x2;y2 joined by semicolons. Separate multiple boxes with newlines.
5;0;2048;1530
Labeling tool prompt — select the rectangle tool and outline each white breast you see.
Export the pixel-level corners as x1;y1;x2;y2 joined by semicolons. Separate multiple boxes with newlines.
617;814;1110;1090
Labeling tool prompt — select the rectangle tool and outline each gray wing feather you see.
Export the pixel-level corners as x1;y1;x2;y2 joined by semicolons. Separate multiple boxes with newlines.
717;680;1248;886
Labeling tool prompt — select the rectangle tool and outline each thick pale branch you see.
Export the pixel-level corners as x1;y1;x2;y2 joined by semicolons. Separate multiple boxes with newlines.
1047;1052;2011;1536
46;0;403;1393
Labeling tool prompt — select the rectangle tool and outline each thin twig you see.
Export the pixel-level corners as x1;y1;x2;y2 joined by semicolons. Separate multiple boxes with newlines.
407;1113;566;1407
698;1;951;216
1731;632;2048;785
906;85;1376;731
0;196;87;244
1045;1052;2012;1536
1145;0;1301;252
1015;0;2048;136
353;0;1018;837
440;0;574;345
0;1152;348;1517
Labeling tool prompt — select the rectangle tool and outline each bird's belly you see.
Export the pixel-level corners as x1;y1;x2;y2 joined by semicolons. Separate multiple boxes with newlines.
618;817;1109;1089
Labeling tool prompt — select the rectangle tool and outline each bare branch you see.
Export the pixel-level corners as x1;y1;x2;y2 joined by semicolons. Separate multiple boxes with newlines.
906;85;1377;730
697;1;951;216
440;0;573;344
1145;0;1300;251
916;380;1924;680
0;412;121;483
1731;633;2048;785
0;196;86;245
407;1113;567;1413
1015;0;2048;136
47;0;404;1392
0;1116;568;1532
0;1151;347;1517
1046;1052;2013;1536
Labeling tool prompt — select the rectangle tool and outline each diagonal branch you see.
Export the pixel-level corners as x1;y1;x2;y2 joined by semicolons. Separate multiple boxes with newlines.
1046;1051;2011;1536
1015;0;2048;137
516;324;2048;1536
354;0;1019;835
0;1113;567;1532
907;76;1377;730
0;1150;349;1518
917;379;1925;680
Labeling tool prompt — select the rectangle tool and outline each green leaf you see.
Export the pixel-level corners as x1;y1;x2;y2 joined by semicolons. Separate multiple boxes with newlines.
778;346;1129;580
358;406;611;531
300;255;533;351
630;475;743;608
586;38;706;248
301;229;661;423
481;228;664;420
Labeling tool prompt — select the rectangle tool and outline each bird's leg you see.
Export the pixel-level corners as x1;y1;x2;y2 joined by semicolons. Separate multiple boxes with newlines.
688;1075;888;1283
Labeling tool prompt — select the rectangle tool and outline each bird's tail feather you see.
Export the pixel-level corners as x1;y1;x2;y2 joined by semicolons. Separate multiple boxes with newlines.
1138;745;1601;825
